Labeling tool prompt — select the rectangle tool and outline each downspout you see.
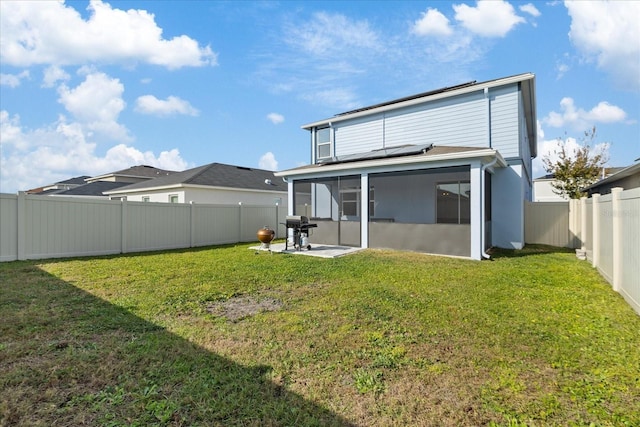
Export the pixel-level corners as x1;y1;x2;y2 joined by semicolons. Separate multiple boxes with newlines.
481;157;499;259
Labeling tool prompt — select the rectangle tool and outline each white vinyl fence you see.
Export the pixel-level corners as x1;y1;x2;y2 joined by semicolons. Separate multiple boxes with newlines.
525;187;640;315
0;193;286;262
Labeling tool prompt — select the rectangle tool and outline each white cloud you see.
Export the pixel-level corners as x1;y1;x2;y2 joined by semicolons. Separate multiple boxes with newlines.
0;0;216;69
0;71;30;88
286;12;380;57
267;113;284;125
0;111;188;193
565;0;640;92
42;66;70;88
519;4;541;17
259;152;278;171
543;97;628;130
453;0;525;37
135;95;199;117
412;8;453;37
57;71;130;141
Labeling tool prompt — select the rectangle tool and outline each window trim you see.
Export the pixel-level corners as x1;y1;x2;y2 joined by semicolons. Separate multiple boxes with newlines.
316;127;331;160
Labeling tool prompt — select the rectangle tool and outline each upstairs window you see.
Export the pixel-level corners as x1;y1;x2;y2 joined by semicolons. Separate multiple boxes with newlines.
316;127;331;160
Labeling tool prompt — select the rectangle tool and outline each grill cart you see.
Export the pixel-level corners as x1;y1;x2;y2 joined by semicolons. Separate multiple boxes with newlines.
284;215;317;251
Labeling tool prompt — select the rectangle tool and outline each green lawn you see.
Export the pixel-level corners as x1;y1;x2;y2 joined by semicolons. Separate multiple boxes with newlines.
1;244;639;426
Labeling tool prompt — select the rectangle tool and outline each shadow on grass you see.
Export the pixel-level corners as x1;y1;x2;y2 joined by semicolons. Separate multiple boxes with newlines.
488;244;576;259
0;263;353;427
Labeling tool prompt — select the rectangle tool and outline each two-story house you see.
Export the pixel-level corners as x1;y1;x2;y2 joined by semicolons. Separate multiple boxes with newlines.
274;73;537;260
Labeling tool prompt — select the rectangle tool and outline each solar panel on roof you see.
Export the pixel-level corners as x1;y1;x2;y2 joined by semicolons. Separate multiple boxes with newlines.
319;143;433;165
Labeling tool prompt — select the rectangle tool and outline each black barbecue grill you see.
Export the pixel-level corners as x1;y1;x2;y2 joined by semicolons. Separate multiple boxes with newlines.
284;215;317;251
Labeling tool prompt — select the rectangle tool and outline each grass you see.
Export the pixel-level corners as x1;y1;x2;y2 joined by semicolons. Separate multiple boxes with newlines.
1;243;639;426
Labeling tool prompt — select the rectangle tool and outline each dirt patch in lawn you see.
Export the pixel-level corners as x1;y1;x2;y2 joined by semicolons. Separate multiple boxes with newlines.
206;295;283;322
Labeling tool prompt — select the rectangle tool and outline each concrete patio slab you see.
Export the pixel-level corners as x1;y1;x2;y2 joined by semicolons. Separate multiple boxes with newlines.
250;243;364;258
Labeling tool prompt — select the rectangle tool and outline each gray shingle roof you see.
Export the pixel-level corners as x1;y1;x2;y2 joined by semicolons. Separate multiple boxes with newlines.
107;163;286;193
57;181;132;196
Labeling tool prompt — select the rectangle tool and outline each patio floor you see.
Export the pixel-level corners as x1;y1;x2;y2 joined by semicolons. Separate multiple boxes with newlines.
250;242;364;258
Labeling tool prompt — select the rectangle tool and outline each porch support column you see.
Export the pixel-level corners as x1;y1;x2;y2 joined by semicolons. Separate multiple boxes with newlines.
470;161;482;260
287;179;294;215
360;173;369;248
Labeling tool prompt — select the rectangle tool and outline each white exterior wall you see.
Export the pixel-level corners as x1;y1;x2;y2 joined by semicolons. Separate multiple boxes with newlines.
333;91;489;156
533;180;568;202
490;84;520;159
492;162;526;249
334;114;384;156
118;187;287;207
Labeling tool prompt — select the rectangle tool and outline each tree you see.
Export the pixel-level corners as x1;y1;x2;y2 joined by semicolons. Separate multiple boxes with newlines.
542;127;609;199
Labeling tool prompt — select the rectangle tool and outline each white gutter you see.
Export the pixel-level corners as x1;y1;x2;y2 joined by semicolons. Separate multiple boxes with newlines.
274;148;506;178
481;157;499;259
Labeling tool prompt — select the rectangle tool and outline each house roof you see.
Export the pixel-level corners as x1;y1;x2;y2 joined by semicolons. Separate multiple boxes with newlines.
55;181;132;196
26;175;91;194
105;163;287;194
87;165;176;182
583;161;640;192
275;145;505;178
302;72;537;157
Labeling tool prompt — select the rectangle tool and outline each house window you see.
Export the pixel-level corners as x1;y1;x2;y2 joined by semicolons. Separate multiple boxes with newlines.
169;194;179;203
436;181;470;224
142;196;150;202
340;186;375;218
316;127;331;160
341;189;358;216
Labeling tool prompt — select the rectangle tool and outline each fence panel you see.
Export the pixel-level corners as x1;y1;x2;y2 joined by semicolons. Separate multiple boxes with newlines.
584;198;593;261
620;188;640;314
192;204;241;246
524;201;570;247
596;195;614;283
125;202;192;253
0;194;18;261
0;193;291;261
25;195;122;259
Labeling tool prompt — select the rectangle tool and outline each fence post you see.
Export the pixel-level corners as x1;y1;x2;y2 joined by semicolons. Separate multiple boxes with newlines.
190;201;196;248
238;202;243;242
121;199;128;254
580;196;587;252
17;192;26;260
275;203;279;239
591;193;600;269
611;187;623;293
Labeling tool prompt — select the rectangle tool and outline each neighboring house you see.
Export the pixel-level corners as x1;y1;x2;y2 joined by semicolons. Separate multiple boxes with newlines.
26;176;91;195
86;165;176;184
584;160;640;196
105;162;288;206
534;167;628;201
533;175;568;202
275;73;537;260
26;166;177;198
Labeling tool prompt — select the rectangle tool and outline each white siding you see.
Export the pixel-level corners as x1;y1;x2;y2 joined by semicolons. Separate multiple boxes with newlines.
334;114;384;156
333;92;488;156
119;188;287;207
385;92;486;148
492;162;525;249
490;84;520;159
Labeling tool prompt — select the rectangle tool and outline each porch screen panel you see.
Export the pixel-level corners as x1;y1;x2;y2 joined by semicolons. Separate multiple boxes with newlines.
369;167;471;257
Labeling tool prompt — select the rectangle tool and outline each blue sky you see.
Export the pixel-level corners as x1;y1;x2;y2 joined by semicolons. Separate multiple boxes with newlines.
1;0;638;193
